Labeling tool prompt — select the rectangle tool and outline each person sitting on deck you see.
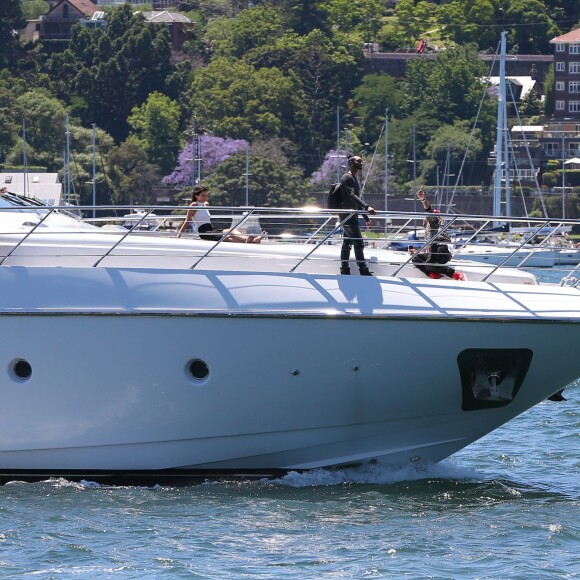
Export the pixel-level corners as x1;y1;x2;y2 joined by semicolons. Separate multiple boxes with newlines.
176;186;265;243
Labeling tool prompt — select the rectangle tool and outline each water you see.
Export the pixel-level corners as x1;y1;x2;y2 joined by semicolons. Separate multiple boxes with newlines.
1;383;579;579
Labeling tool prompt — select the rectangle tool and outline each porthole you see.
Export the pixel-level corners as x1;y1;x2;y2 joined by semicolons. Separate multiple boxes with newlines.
187;359;209;381
11;358;32;381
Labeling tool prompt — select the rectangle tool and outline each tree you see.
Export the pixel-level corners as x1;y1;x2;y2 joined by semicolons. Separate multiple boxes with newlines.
436;0;497;49
506;0;559;54
543;64;554;116
209;5;285;60
107;138;162;205
189;57;308;143
402;44;493;131
518;89;542;117
350;73;404;145
422;121;485;187
202;140;312;208
128;92;182;174
322;0;384;40
0;0;25;67
3;89;67;171
163;135;248;187
44;5;177;142
394;0;433;47
21;0;49;20
277;0;330;35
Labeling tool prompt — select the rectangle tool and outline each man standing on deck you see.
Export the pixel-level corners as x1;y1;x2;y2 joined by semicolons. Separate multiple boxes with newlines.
339;155;376;276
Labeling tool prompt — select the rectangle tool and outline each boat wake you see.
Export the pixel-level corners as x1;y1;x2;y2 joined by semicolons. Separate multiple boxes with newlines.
269;459;481;487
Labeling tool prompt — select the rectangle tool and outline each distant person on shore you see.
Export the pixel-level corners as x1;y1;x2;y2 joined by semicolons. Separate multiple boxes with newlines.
410;190;465;280
339;155;376;276
176;185;264;243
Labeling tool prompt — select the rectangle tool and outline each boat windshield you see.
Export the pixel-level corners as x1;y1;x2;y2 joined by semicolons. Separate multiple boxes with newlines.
0;191;82;221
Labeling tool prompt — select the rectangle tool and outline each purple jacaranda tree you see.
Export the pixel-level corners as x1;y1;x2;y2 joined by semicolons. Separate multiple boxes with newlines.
163;135;248;186
310;149;349;186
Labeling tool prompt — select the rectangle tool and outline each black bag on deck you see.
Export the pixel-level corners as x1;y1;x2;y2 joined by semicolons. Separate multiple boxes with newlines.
327;182;343;210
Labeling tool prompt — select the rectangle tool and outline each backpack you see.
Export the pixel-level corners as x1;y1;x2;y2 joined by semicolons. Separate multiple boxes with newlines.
326;182;343;210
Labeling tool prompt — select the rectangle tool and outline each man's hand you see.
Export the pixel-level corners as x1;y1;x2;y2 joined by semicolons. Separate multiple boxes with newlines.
417;190;425;201
367;206;376;215
365;219;373;228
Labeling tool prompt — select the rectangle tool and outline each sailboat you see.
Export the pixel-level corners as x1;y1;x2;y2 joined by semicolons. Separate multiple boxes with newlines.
453;32;558;268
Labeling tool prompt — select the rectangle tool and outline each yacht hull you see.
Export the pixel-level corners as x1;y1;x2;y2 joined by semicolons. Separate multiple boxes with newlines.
1;267;579;479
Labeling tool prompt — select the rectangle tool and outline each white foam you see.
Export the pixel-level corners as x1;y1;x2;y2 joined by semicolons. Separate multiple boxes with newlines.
270;459;481;487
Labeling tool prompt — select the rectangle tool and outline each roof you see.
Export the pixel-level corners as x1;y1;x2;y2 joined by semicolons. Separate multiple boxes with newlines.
50;0;97;16
140;11;192;24
550;29;580;44
488;76;536;98
0;173;62;205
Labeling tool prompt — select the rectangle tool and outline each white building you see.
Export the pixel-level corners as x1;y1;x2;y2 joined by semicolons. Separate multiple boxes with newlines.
0;173;63;205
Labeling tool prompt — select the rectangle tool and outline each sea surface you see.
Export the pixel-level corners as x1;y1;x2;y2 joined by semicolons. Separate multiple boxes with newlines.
0;379;578;579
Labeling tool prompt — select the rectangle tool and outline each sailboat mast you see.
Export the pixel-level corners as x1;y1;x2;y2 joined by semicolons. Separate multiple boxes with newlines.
493;31;509;218
22;120;28;198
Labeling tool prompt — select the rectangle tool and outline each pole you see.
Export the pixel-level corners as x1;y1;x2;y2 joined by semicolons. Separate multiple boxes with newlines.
191;119;196;188
562;134;566;219
384;108;389;235
22;120;27;198
494;31;507;218
92;123;96;219
445;140;451;210
412;124;417;228
65;113;71;205
245;143;249;206
197;133;202;184
336;106;340;182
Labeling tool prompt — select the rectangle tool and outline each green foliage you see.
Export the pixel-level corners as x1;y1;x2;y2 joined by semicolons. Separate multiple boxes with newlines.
1;0;26;67
531;192;580;219
107;138;162;205
203;140;313;208
518;89;542;116
277;0;329;35
44;5;177;142
394;0;432;46
210;5;285;59
436;0;497;49
21;0;48;20
128;92;182;174
3;89;67;171
541;171;556;188
323;0;384;40
351;73;404;144
506;0;559;54
403;44;492;127
189;57;308;143
543;63;554;116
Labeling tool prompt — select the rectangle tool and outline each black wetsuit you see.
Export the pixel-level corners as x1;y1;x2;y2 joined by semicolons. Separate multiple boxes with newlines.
339;172;371;273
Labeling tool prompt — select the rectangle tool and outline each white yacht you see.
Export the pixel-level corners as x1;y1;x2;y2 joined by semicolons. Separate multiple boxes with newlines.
0;192;579;483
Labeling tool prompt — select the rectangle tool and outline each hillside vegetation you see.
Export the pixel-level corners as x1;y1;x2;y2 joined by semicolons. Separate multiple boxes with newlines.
0;0;579;208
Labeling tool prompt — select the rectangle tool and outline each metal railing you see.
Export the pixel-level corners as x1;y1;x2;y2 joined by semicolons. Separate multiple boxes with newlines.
1;199;580;285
